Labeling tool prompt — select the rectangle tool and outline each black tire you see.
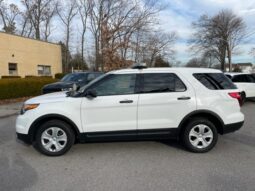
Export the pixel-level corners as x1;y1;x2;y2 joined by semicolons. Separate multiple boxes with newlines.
33;120;75;156
240;91;246;105
181;118;218;153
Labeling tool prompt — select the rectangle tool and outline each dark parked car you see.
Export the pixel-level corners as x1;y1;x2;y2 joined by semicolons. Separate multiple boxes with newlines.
42;72;103;94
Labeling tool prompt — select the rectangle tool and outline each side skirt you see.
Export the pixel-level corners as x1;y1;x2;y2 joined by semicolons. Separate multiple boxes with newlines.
78;128;180;143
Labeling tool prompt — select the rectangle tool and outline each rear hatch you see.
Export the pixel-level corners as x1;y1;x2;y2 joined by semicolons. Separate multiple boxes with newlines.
193;73;242;106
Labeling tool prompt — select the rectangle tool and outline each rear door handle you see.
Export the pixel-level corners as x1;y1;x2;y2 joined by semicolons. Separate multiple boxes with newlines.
177;96;191;100
119;100;133;103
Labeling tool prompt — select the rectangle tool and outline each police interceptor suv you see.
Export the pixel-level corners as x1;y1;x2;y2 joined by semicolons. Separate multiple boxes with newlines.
16;67;244;156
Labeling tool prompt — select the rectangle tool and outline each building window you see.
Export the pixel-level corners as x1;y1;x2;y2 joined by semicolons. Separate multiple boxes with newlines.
9;63;18;75
38;65;51;76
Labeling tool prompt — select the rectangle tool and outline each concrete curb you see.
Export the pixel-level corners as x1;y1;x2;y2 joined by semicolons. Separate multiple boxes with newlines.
0;112;19;119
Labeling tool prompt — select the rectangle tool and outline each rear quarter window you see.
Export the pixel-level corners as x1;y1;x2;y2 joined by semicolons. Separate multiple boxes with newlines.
193;73;237;90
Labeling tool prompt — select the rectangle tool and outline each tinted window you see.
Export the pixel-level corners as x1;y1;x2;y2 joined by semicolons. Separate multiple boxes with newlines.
232;75;249;83
225;74;232;80
92;74;136;96
87;73;103;82
247;75;255;82
61;73;87;82
87;73;97;81
193;73;236;90
141;73;186;93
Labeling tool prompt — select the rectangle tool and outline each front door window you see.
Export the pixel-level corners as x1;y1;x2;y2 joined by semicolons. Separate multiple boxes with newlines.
92;74;137;96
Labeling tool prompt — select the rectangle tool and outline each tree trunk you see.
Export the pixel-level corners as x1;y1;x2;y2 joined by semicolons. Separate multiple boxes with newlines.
65;26;70;73
81;29;85;70
220;47;227;72
227;44;232;72
35;27;40;39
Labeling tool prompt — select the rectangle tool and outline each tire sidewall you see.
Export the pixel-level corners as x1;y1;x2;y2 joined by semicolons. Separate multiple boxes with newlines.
182;118;218;153
34;120;75;156
241;91;246;104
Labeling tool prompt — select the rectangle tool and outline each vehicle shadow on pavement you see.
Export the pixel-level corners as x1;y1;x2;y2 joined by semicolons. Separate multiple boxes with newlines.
158;140;185;151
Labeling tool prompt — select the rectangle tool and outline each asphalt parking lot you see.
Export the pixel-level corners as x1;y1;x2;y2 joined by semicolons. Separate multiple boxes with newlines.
0;102;255;191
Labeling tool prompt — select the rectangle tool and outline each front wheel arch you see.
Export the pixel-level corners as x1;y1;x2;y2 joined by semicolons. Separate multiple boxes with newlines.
29;114;80;143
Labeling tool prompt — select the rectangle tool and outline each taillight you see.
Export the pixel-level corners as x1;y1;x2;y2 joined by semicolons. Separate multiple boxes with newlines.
228;92;242;106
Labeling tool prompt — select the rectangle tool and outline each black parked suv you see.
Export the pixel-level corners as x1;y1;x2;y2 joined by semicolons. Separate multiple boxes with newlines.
42;72;103;94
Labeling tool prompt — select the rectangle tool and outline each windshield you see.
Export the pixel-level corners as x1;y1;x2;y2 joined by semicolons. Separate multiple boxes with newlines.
79;73;108;93
61;73;87;82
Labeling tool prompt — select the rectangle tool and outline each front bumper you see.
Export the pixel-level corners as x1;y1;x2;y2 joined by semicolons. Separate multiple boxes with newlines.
222;121;244;134
16;133;32;144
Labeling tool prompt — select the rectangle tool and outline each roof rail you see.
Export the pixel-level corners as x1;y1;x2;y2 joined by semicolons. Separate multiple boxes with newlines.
131;63;147;69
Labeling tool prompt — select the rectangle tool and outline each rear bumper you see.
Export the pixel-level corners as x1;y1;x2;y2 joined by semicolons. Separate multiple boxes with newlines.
222;121;244;134
16;133;32;144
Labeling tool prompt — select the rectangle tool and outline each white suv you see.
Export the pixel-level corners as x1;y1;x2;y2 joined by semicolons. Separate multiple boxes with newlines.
225;73;255;101
16;67;244;156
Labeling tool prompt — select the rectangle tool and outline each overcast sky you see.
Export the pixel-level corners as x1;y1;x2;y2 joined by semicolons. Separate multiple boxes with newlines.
157;0;255;64
5;0;255;64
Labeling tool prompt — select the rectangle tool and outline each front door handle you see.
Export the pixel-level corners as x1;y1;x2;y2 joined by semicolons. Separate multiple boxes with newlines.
177;96;191;100
119;100;133;103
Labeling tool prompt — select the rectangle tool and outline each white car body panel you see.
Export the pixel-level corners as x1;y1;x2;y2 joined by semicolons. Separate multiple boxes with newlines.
225;72;255;98
81;95;138;132
16;68;244;138
234;83;255;98
16;92;83;134
137;70;196;129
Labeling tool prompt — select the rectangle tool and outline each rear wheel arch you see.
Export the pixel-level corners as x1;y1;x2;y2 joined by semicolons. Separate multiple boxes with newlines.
178;110;225;135
29;114;81;143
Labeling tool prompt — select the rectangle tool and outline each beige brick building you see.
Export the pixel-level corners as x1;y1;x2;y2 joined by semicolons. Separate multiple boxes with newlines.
0;32;62;78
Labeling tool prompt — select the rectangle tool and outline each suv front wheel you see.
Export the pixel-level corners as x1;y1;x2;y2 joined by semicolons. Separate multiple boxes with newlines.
182;118;218;153
34;120;75;156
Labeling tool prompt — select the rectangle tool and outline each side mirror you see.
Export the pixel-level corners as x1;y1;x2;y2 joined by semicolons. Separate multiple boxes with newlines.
72;83;80;91
86;89;97;98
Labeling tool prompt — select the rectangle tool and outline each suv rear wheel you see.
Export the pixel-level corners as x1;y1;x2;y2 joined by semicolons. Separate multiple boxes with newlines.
182;118;218;153
34;120;75;156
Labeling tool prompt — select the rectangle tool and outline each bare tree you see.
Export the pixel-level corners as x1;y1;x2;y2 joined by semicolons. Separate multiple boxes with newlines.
250;48;255;58
19;10;34;37
87;0;104;71
87;0;166;71
0;1;20;34
190;9;246;72
42;2;58;41
22;0;57;40
140;31;176;67
186;58;202;68
57;0;78;72
77;0;91;69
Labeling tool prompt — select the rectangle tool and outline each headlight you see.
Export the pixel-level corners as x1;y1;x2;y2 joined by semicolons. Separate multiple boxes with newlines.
20;104;40;115
61;87;73;91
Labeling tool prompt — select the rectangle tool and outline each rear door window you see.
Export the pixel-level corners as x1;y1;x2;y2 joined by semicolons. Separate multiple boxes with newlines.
193;73;237;90
140;73;186;93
